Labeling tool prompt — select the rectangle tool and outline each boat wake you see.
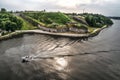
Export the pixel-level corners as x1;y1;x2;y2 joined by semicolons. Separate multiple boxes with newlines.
21;49;120;63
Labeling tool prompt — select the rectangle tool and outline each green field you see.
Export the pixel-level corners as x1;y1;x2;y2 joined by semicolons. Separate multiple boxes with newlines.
24;12;71;24
16;16;38;30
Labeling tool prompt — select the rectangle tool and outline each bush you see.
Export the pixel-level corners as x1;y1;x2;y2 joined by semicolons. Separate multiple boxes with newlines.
0;13;23;32
81;13;113;28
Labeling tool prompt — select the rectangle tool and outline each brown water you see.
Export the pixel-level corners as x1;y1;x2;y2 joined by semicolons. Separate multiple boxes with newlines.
0;20;120;80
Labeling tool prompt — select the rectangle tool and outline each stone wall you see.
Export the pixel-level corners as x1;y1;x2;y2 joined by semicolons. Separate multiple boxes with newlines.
38;25;57;32
69;27;88;33
38;25;69;33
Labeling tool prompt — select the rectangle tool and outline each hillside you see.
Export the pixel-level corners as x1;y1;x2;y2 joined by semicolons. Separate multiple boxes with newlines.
19;11;88;34
23;12;70;28
18;11;113;33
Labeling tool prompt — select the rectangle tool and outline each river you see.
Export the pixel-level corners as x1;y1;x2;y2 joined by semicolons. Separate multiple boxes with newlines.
0;20;120;80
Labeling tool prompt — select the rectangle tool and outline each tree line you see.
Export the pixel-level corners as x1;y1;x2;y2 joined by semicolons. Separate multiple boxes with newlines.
79;13;113;28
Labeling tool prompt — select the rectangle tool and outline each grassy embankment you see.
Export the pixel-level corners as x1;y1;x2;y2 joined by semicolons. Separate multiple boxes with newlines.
15;15;38;30
23;12;87;29
23;12;113;33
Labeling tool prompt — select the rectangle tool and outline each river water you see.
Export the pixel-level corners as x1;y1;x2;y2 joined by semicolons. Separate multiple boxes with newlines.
0;20;120;80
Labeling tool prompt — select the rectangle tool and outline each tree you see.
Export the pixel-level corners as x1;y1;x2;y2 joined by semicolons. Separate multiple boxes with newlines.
0;21;6;30
4;20;11;32
9;22;17;32
1;8;6;12
16;19;23;29
0;12;23;33
4;21;17;32
84;13;113;28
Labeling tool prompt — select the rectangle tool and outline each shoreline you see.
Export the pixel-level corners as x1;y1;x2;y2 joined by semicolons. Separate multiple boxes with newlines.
0;25;108;41
89;25;108;37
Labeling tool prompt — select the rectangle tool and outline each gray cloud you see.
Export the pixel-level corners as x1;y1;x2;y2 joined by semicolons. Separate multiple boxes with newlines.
0;0;120;16
76;0;120;16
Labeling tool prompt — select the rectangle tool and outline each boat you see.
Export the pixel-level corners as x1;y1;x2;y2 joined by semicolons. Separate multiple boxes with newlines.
21;56;33;63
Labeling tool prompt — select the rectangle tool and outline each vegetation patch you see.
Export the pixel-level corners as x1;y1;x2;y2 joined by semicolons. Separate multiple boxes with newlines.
24;12;71;25
80;13;113;28
22;11;90;32
16;16;38;30
0;12;23;32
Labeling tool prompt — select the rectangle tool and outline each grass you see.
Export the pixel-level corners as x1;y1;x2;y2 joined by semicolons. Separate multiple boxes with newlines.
24;12;72;25
21;12;109;34
87;27;98;33
16;16;38;30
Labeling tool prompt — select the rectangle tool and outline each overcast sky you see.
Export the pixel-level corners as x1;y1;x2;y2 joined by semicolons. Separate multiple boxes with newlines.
0;0;120;16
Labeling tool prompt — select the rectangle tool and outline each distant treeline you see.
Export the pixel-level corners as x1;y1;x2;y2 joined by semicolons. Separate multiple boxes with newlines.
108;17;120;20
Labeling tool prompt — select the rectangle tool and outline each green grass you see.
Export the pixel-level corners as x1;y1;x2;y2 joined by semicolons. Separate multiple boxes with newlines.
24;12;72;25
87;27;98;33
16;16;38;30
23;12;91;30
21;12;110;33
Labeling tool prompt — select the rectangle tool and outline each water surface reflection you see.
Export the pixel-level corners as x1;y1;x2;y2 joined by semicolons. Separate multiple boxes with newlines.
0;20;120;80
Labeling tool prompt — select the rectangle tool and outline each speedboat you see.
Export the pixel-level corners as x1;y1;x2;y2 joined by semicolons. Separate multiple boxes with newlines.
21;56;33;63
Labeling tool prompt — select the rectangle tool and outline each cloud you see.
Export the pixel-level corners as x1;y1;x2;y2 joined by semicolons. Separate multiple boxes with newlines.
0;0;120;16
